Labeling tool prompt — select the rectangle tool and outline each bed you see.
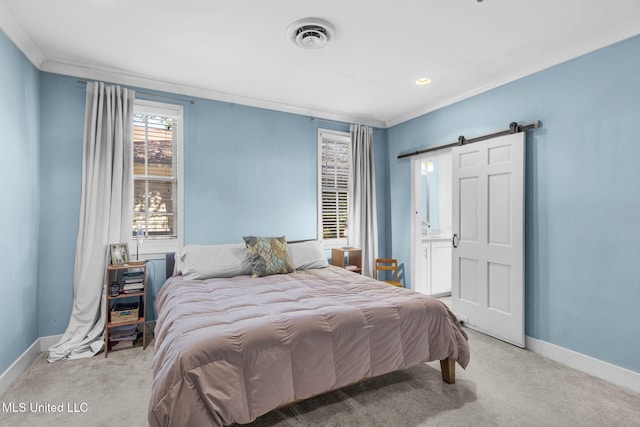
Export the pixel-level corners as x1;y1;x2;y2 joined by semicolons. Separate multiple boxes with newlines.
149;239;470;426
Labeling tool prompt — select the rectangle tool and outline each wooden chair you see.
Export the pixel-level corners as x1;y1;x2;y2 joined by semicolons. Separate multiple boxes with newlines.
374;258;403;287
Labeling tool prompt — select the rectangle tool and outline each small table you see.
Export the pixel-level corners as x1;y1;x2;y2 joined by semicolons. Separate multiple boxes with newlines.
104;262;148;357
331;247;362;274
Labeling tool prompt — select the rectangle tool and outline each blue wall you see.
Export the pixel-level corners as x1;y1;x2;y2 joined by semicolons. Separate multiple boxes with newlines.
37;74;84;337
3;24;637;377
0;31;40;373
36;74;390;334
388;35;640;372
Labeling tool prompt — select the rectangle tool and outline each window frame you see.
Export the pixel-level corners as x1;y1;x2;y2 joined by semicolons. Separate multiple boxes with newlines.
132;99;184;258
317;128;351;249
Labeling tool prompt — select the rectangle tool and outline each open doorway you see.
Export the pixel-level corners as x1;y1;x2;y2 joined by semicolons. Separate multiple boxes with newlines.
411;150;453;297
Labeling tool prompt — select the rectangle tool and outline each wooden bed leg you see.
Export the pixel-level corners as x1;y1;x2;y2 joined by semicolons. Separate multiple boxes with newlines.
440;358;456;384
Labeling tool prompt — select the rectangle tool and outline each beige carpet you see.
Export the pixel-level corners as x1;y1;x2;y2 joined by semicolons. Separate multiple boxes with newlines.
1;329;638;427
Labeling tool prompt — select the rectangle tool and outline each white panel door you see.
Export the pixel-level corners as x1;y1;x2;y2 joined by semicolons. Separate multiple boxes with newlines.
451;132;525;347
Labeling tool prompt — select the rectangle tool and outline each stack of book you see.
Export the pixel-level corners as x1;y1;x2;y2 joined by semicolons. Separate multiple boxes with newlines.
109;324;142;350
122;270;144;294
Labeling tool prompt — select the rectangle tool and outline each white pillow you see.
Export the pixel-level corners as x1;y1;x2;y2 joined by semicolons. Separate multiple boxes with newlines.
177;244;253;280
287;240;329;270
172;247;186;276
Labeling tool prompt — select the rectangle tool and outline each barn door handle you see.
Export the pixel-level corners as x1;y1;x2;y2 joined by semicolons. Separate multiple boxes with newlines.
452;234;459;248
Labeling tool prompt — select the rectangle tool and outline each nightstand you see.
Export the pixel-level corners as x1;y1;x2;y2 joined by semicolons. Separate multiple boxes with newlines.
104;261;148;357
331;247;362;274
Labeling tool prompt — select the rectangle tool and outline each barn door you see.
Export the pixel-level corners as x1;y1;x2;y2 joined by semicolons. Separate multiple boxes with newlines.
451;132;525;347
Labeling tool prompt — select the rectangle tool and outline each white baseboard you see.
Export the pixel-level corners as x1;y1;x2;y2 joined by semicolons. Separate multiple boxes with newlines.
526;336;640;394
0;334;62;397
39;334;64;352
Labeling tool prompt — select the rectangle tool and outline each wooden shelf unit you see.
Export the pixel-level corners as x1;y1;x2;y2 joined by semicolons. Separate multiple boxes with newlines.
331;247;362;274
104;262;147;357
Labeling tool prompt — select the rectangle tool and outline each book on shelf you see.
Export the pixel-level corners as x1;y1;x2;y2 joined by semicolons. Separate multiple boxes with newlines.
122;270;144;276
122;271;144;279
123;278;144;284
109;332;143;350
110;324;138;338
111;302;139;312
110;332;138;342
110;340;135;350
122;270;144;277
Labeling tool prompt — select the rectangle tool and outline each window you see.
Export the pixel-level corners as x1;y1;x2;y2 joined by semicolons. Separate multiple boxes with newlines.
132;100;183;255
317;129;351;247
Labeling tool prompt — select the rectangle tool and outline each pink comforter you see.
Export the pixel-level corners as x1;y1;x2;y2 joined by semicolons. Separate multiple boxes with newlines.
149;266;469;426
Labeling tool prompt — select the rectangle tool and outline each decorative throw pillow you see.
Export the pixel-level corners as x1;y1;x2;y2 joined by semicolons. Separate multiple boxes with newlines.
243;236;295;277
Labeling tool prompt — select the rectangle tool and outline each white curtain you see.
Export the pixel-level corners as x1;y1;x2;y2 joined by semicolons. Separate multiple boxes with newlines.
48;82;134;362
348;124;378;277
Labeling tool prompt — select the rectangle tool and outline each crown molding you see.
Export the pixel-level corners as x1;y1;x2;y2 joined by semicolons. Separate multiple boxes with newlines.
0;2;45;67
39;58;387;129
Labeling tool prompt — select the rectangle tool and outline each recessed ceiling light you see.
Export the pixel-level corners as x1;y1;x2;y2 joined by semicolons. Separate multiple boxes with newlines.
416;77;432;85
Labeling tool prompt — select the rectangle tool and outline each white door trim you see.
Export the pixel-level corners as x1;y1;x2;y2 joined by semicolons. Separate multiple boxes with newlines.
410;148;452;294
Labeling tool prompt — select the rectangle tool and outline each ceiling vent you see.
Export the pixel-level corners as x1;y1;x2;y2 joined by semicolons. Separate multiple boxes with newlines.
286;18;335;49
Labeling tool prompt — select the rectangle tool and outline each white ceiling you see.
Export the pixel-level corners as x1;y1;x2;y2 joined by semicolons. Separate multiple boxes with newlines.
1;0;639;127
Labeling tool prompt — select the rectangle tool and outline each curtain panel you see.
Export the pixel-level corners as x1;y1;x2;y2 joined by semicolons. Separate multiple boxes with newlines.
348;124;378;277
48;82;135;361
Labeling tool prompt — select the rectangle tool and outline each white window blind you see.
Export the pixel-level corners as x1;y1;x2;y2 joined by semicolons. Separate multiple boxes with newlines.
318;129;351;245
132;100;183;255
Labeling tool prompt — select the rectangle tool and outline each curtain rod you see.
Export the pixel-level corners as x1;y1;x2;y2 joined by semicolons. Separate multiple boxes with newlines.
76;80;195;105
311;117;383;130
397;121;541;159
311;117;348;126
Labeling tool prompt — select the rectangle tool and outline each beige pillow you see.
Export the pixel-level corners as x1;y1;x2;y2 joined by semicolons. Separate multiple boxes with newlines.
287;240;329;270
178;244;252;280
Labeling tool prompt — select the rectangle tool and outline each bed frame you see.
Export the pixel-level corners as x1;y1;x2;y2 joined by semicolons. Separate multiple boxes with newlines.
163;252;456;384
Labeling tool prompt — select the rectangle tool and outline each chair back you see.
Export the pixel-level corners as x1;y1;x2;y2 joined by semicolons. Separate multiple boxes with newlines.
374;258;399;282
